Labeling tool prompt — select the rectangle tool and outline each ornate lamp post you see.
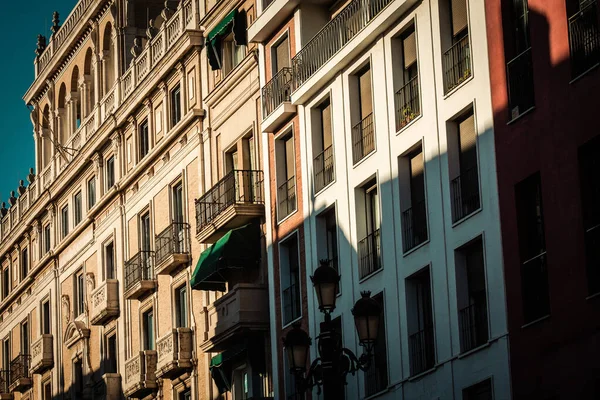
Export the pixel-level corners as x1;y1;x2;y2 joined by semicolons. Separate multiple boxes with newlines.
283;260;382;398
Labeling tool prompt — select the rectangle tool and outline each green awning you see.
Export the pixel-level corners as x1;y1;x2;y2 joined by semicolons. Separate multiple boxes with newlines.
208;9;237;42
206;9;247;70
210;342;247;394
190;223;261;292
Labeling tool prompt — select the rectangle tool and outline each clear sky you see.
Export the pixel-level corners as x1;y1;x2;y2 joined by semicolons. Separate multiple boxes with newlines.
0;0;76;204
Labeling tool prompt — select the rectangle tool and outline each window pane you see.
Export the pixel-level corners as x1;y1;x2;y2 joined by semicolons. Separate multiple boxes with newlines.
88;177;96;209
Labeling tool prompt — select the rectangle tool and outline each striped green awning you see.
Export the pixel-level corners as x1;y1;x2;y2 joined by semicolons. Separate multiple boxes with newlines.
207;9;237;42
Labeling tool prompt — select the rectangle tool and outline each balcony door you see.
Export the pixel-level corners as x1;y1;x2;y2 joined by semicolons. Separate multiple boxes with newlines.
172;183;185;253
21;322;29;357
140;212;151;278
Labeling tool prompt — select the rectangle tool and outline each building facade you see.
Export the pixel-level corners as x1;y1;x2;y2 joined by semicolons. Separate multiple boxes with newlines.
485;0;600;398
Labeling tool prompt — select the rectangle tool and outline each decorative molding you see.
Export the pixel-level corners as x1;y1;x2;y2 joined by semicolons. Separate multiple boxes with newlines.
61;294;71;323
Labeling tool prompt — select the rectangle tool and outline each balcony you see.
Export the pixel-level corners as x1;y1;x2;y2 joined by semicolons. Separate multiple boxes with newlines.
450;167;480;223
195;170;264;243
352;112;375;164
314;145;335;193
459;300;489;353
123;351;158;399
201;284;269;352
124;251;157;300
156;328;193;379
30;334;53;374
277;176;296;220
569;1;600;78
401;200;428;253
395;75;420;130
409;325;435;376
9;354;31;392
155;222;192;275
358;229;381;280
90;279;120;325
262;67;296;132
443;35;471;94
0;371;10;399
507;47;535;119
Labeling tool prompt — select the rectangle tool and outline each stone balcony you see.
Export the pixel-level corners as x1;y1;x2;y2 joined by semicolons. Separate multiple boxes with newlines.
201;284;269;352
155;223;192;275
90;279;119;325
30;334;53;374
8;354;31;393
100;373;121;400
156;328;193;379
123;351;158;399
195;170;264;243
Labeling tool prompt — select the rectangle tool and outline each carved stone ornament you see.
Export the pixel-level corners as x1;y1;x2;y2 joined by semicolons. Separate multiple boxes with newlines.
35;35;47;57
61;294;71;323
18;180;26;195
86;272;95;294
63;320;90;349
51;12;60;35
8;191;17;206
146;19;159;40
27;168;36;184
131;37;143;59
0;203;8;218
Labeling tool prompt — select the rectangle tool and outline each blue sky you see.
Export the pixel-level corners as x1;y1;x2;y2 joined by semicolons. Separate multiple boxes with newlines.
0;0;76;204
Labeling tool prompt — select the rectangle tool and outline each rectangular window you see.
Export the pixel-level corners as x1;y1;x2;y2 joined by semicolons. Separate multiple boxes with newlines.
463;378;493;400
44;224;51;254
74;191;82;226
357;180;381;279
276;133;296;220
516;173;550;323
232;365;250;400
567;0;600;78
75;270;85;318
171;85;182;127
406;267;435;375
2;268;9;299
172;182;184;223
456;238;489;352
442;0;471;93
394;25;420;130
87;177;96;209
42;380;52;400
20;321;29;355
352;64;375;164
313;98;335;192
364;293;388;397
105;333;117;373
222;33;246;76
175;285;189;328
106;156;115;190
2;338;10;370
272;34;290;72
579;136;600;294
73;359;84;398
139;119;150;159
142;309;155;350
105;241;115;280
179;389;192;400
281;233;301;325
42;300;51;335
61;205;69;239
400;146;428;252
20;248;28;280
317;208;339;293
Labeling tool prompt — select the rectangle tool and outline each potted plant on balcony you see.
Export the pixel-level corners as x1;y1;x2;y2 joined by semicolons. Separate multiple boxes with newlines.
400;106;416;127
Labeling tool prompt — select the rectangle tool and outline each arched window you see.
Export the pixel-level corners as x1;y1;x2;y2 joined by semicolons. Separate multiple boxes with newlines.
102;23;115;94
71;66;82;131
57;83;68;145
84;48;95;117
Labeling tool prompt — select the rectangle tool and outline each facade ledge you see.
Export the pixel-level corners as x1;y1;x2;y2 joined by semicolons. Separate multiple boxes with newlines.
30;334;53;374
90;279;120;325
124;280;157;301
261;102;296;133
196;203;265;243
156;328;194;379
155;254;192;276
248;0;300;43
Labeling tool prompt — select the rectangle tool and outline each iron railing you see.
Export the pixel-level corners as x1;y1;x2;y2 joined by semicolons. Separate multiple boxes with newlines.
395;75;420;130
459;300;489;352
585;223;600;294
364;359;387;396
443;35;471;93
278;176;297;220
569;1;600;77
352;112;375;164
521;251;550;323
401;200;428;252
450;167;480;223
155;222;191;266
262;67;293;118
195;170;264;233
314;145;335;192
125;250;155;291
358;229;381;279
282;283;301;325
409;325;435;375
507;47;535;118
291;0;392;88
0;370;9;393
10;354;30;384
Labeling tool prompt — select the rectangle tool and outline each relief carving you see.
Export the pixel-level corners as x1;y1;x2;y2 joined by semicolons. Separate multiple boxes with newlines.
61;294;70;323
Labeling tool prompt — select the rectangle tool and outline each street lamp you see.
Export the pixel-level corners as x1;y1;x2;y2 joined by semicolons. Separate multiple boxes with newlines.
283;260;381;398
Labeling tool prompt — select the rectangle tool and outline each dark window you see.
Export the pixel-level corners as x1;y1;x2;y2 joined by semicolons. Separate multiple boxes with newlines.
42;300;51;335
105;334;117;373
2;339;9;370
106;156;115;190
463;378;493;400
87;177;96;209
105;242;115;280
172;183;184;223
567;0;600;78
175;285;189;328
579;136;600;294
74;359;84;398
61;205;69;239
281;234;301;325
21;322;29;355
21;248;28;280
171;85;182;127
2;268;9;299
407;267;435;375
179;389;192;400
75;270;85;317
74;191;83;226
364;293;388;396
318;208;339;292
450;112;480;222
358;180;381;279
515;173;550;323
139;119;150;159
143;309;155;350
276;134;296;220
44;224;51;254
401;147;428;252
42;380;52;400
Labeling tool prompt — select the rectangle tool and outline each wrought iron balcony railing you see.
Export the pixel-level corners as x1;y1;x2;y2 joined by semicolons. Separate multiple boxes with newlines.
395;75;420;130
278;176;297;220
10;354;31;385
0;370;9;394
450;166;480;223
409;325;435;375
314;145;335;192
507;47;535;118
358;228;381;279
352;112;375;164
195;170;264;234
521;251;550;323
569;1;600;78
401;200;428;252
291;0;392;88
124;250;155;291
458;300;489;352
443;35;471;94
262;67;293;118
282;283;301;325
155;222;191;266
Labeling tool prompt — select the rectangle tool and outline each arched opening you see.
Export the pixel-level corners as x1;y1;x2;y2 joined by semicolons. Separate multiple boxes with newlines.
57;83;68;145
71;66;82;131
42;105;51;169
84;48;95;117
102;23;115;94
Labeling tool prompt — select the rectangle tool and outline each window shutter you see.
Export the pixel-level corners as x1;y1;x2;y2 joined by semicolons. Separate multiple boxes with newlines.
275;36;290;71
410;150;425;204
321;102;333;150
403;31;417;69
459;114;477;169
285;137;295;180
359;67;373;118
451;0;469;37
